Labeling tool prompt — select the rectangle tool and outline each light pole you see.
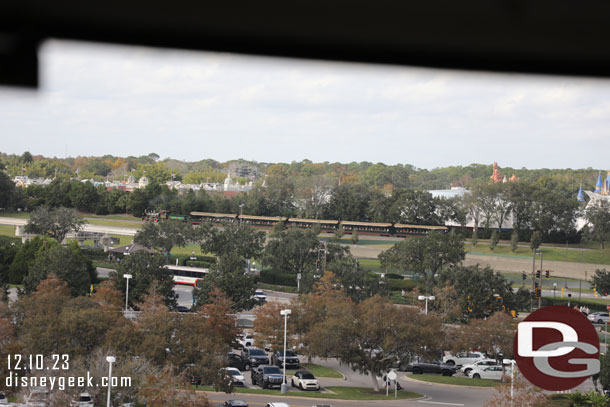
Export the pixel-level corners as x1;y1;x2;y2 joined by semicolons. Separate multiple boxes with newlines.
553;283;557;299
280;309;292;394
418;295;435;315
106;356;115;407
124;274;132;312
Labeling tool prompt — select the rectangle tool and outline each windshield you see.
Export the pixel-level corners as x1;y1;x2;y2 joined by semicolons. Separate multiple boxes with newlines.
300;373;315;379
228;370;241;376
249;349;266;356
279;350;296;357
263;367;282;374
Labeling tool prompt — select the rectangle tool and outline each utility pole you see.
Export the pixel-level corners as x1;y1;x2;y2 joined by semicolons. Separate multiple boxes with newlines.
531;249;536;310
538;251;543;308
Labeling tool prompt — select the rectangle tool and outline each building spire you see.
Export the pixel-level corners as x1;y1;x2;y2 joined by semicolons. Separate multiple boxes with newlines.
577;184;585;202
595;171;603;193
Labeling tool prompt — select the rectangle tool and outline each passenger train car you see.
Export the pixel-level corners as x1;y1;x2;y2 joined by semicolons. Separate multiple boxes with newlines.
187;212;447;236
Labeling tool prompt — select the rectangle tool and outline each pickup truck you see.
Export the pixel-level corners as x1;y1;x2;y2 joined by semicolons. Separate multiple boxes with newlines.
251;365;284;389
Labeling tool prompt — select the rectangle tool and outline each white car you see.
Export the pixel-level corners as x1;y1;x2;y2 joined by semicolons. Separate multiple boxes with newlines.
442;351;486;367
222;367;246;386
73;393;95;406
588;312;610;324
468;365;511;380
460;359;499;375
265;404;291;407
254;290;267;303
237;333;254;348
291;371;320;391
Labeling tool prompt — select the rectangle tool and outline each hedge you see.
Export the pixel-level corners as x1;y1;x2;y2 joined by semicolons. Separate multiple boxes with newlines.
541;297;609;313
259;270;298;287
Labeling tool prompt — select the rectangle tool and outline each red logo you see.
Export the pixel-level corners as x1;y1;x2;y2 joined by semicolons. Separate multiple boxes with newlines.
514;306;600;391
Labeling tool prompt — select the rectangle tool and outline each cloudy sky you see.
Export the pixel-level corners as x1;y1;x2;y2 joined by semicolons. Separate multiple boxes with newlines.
0;40;608;170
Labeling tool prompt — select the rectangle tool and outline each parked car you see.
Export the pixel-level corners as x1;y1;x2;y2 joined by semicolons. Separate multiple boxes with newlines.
241;347;270;367
236;333;254;348
442;351;486;367
254;290;267;304
0;393;7;405
404;360;457;376
265;404;291;407
291;370;320;391
223;400;249;407
221;367;246;386
174;305;191;312
73;393;94;407
469;365;511;380
271;349;300;369
227;352;252;371
460;359;500;376
251;365;284;389
588;312;610;324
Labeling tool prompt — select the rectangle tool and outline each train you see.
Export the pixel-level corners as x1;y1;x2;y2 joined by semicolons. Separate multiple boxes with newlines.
143;210;447;237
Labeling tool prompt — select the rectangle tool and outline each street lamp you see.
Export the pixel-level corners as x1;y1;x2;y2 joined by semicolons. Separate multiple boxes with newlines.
417;295;435;315
123;274;132;312
106;356;115;407
280;309;292;394
553;283;557;299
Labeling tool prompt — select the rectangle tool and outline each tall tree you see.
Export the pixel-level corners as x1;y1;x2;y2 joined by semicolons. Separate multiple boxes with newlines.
23;242;96;296
193;254;258;311
24;206;85;242
110;252;177;308
378;231;465;287
198;222;265;261
586;200;610;249
135;220;193;258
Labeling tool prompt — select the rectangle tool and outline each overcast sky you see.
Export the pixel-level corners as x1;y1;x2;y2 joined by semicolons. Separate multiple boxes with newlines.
0;40;608;170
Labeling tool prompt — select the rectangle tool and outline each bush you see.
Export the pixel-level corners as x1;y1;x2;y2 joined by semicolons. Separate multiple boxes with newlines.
259;270;298;287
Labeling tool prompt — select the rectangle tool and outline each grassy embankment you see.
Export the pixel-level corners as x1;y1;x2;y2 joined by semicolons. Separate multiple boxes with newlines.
196;385;422;400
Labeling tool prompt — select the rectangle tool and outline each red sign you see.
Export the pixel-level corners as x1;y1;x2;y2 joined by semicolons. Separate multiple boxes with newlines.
514;306;600;391
606;304;610;311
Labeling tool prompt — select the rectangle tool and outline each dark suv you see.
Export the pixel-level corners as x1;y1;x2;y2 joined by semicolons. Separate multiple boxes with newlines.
241;347;269;367
271;350;300;369
251;365;284;389
227;352;252;371
403;359;457;376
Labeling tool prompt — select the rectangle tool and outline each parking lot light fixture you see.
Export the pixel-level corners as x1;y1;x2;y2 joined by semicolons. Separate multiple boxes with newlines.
280;309;292;394
123;274;132;312
417;295;435;315
106;356;115;407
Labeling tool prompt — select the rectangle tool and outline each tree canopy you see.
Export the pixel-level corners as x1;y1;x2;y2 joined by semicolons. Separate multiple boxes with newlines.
24;206;85;242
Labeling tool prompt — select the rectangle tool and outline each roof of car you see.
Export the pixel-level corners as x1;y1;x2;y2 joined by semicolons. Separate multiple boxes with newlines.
227;400;248;406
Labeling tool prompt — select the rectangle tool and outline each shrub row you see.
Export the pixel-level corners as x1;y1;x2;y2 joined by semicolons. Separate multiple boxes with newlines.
386;279;418;291
259;270;298;287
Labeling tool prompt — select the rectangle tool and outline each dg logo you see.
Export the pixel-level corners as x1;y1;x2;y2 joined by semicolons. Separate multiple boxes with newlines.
514;305;600;391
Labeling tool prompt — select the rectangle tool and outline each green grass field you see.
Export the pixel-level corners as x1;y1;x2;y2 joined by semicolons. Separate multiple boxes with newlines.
0;224;16;238
467;244;610;265
196;385;422;400
85;219;142;229
407;374;500;387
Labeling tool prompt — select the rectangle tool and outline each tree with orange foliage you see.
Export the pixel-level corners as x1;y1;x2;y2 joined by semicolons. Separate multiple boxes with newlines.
91;279;123;311
254;301;296;351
